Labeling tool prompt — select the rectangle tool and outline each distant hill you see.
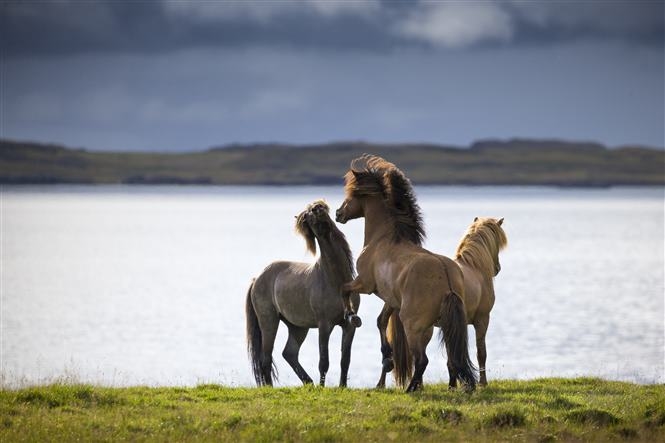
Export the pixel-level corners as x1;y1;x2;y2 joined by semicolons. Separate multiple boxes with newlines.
1;139;663;186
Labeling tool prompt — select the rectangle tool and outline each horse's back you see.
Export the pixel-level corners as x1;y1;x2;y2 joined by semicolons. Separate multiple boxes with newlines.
253;260;319;327
379;246;462;320
398;247;462;291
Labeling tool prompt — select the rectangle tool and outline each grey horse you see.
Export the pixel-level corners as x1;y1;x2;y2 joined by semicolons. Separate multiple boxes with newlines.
245;200;361;387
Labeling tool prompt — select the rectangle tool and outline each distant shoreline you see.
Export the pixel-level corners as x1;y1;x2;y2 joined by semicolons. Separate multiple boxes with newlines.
2;138;663;187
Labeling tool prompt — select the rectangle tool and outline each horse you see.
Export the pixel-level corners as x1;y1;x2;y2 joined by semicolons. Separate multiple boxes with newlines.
377;216;508;388
245;200;360;387
335;154;477;392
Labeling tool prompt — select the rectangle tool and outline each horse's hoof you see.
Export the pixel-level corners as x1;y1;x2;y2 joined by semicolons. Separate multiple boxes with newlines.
406;381;422;393
350;315;362;328
382;358;394;372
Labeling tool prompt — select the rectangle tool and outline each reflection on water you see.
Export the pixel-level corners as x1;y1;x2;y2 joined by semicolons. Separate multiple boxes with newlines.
2;185;663;387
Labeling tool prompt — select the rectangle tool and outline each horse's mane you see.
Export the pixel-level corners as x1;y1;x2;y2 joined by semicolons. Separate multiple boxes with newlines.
455;217;508;278
329;218;356;278
295;200;355;277
344;154;425;245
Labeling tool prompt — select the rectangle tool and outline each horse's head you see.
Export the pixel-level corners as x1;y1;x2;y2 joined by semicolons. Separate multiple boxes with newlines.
336;155;383;224
457;217;507;278
335;177;364;224
295;200;334;254
477;216;505;276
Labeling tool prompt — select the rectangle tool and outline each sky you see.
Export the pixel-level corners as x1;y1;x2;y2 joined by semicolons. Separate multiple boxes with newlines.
1;0;664;152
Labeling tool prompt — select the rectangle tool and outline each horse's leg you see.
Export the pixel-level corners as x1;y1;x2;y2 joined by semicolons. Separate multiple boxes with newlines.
282;324;313;385
402;319;433;393
474;316;490;387
341;279;363;327
338;323;356;388
257;313;280;387
376;304;394;388
317;321;334;386
447;358;458;390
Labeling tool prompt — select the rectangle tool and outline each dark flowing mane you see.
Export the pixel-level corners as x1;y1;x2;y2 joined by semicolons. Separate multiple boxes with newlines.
344;154;425;245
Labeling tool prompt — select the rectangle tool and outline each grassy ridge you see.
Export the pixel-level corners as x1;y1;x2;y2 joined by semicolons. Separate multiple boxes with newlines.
1;139;663;186
1;379;663;442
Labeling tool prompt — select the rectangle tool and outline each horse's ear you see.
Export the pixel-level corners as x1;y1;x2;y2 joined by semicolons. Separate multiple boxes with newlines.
497;218;504;226
474;216;478;222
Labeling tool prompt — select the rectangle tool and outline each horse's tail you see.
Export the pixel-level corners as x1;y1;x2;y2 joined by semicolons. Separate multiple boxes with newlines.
387;310;413;388
245;279;277;385
439;289;477;390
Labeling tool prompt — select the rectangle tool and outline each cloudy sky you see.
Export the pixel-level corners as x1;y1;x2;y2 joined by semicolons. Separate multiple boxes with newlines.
2;1;663;151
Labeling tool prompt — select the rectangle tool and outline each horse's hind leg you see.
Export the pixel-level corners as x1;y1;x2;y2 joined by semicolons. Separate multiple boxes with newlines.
282;324;313;385
403;323;433;393
339;323;356;387
474;316;490;386
376;304;394;388
447;359;458;389
256;312;280;386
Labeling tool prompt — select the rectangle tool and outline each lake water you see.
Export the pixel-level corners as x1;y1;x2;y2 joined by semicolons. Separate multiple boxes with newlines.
1;185;663;388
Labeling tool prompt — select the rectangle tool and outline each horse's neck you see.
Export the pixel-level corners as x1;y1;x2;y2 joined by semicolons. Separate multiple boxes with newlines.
316;236;353;285
362;198;394;247
457;255;495;289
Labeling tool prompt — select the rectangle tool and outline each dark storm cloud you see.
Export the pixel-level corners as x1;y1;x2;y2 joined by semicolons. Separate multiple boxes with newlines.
1;0;396;56
1;0;663;57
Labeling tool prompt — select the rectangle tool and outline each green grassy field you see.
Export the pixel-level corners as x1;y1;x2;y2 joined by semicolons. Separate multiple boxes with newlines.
1;378;663;442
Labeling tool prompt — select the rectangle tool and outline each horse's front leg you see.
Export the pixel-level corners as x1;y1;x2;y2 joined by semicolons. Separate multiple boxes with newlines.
317;322;334;386
376;303;394;388
339;323;356;387
474;317;490;387
341;279;364;328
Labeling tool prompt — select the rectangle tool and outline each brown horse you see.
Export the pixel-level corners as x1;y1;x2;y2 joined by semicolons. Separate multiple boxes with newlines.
336;155;477;392
245;200;360;387
378;216;508;388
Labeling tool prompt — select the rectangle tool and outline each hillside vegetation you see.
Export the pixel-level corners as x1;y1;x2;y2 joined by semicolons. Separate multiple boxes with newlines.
1;379;663;442
1;139;663;186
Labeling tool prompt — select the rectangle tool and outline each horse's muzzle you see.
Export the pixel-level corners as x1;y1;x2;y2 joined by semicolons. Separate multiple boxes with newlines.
335;208;346;224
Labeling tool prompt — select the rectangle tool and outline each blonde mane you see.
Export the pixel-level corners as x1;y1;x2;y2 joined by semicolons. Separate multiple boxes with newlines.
294;200;329;255
455;217;508;278
294;200;355;278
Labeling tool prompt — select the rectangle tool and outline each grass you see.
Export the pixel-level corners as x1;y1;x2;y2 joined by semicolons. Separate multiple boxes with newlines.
1;378;663;442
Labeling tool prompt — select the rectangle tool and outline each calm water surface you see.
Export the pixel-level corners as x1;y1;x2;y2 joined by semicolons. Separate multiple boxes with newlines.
2;185;663;387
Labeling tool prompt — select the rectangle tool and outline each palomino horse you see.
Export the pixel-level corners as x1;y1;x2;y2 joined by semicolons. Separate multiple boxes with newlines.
336;155;477;392
377;217;508;388
245;200;360;387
